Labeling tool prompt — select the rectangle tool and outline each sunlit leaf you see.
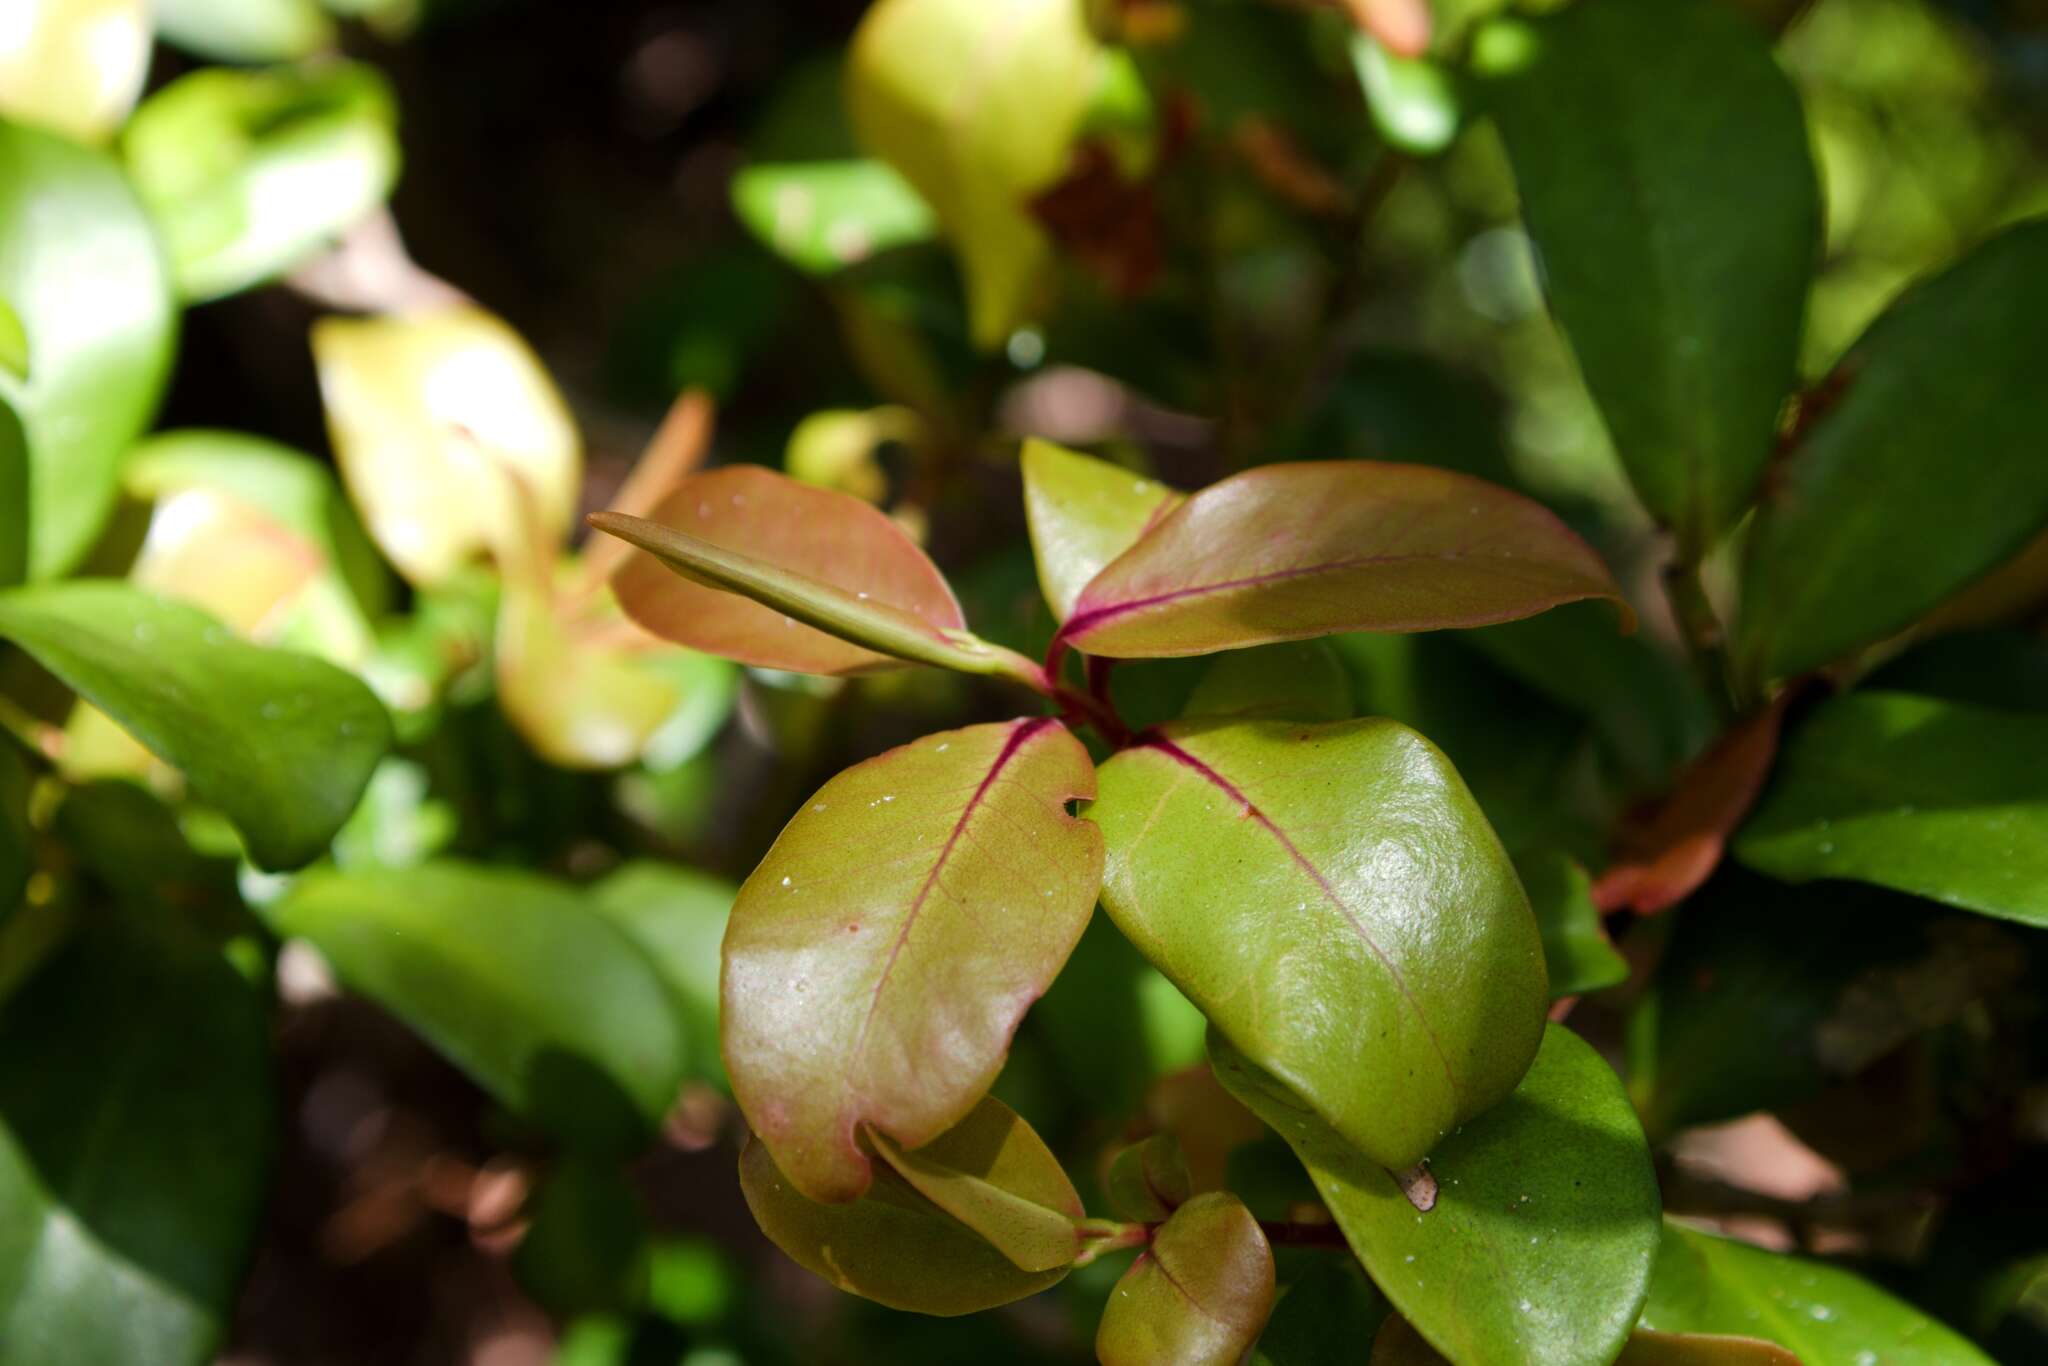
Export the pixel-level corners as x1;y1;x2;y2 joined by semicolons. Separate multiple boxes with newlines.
867;1095;1084;1273
153;0;335;62
266;862;688;1154
601;467;1030;679
0;299;26;382
1059;463;1627;659
588;861;733;1086
848;0;1102;347
737;1097;1075;1314
1737;220;2048;683
1352;35;1458;157
724;718;1101;1202
1640;1220;1993;1364
0;0;151;143
1480;0;1818;553
783;405;920;504
124;62;399;301
0;581;389;869
732;159;936;276
0;396;23;588
1089;718;1547;1171
0;907;272;1365
1737;692;2048;927
1214;1024;1661;1366
313;304;582;588
1021;438;1181;623
1098;1193;1275;1366
0;120;176;579
1518;851;1625;1002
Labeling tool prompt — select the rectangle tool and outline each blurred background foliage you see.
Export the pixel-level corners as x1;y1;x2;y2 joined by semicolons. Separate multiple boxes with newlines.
1;0;2047;1362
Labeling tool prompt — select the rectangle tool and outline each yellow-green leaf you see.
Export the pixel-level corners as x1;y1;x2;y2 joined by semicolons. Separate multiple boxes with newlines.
867;1097;1084;1273
1021;438;1181;622
1098;1193;1276;1366
0;0;151;143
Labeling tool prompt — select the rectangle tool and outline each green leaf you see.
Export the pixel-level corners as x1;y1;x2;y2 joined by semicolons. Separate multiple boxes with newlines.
0;907;273;1365
0;120;176;579
0;395;25;588
848;0;1101;347
513;1156;649;1320
1097;1193;1276;1366
1479;0;1818;553
124;62;400;301
1867;629;2048;716
723;718;1102;1202
1089;718;1547;1172
1737;220;2048;683
1641;1220;1993;1365
867;1094;1085;1273
1180;640;1352;724
588;861;734;1087
265;861;688;1154
1059;463;1627;659
732;159;936;275
1250;1260;1388;1366
1352;36;1459;157
599;467;1031;680
313;304;581;590
1105;1134;1192;1224
1519;850;1626;1001
1213;1023;1661;1366
0;581;390;869
0;298;26;381
1020;439;1181;623
0;741;27;923
0;0;151;143
737;1096;1076;1315
154;0;336;62
1375;1316;1801;1365
1736;692;2048;927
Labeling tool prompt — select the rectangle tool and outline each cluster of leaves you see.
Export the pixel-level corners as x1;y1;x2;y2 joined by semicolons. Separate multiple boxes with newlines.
0;0;2045;1363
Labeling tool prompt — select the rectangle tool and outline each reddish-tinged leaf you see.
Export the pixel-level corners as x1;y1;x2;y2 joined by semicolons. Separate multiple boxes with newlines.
724;719;1103;1203
1104;1133;1193;1223
607;465;966;675
1059;463;1628;659
738;1097;1077;1315
1097;1193;1276;1366
1593;695;1792;916
1141;1065;1267;1195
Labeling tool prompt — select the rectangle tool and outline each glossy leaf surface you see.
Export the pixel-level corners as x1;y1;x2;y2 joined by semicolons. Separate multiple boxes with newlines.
313;305;582;588
1090;718;1547;1171
1481;0;1817;552
867;1094;1084;1273
1375;1316;1798;1366
267;862;687;1154
0;910;272;1365
124;62;399;300
1097;1193;1275;1366
1640;1221;1993;1365
588;861;736;1086
1737;692;2048;927
0;0;150;142
849;0;1100;346
724;718;1101;1202
737;1097;1075;1315
1060;463;1625;659
1738;220;2048;682
0;581;389;869
1020;438;1181;622
1215;1024;1661;1366
0;120;176;578
731;159;935;275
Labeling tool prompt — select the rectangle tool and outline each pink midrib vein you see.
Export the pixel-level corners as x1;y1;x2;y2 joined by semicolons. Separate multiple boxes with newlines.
1059;548;1545;643
1140;735;1461;1099
849;717;1058;1073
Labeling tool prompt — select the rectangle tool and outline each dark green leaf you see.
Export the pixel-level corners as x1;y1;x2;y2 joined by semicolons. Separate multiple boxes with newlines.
1032;912;1208;1122
1866;629;2048;715
123;62;400;300
737;1096;1076;1315
1519;850;1626;1001
1250;1260;1388;1366
0;581;390;869
514;1156;650;1319
1737;220;2048;682
0;120;176;578
1181;640;1352;724
1736;692;2048;926
1480;0;1818;552
1090;718;1547;1172
731;159;936;276
588;860;734;1087
0;394;24;588
0;740;27;924
723;719;1102;1202
1214;1024;1661;1366
1097;1193;1275;1366
0;907;273;1365
1640;1219;1993;1364
265;861;688;1154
